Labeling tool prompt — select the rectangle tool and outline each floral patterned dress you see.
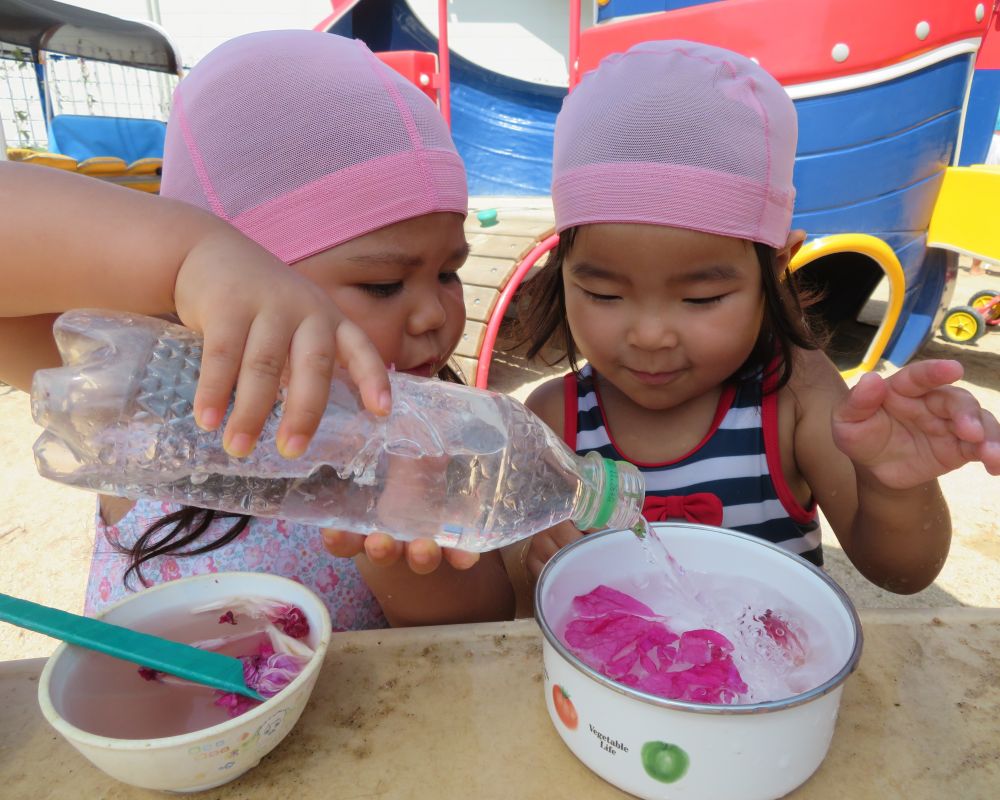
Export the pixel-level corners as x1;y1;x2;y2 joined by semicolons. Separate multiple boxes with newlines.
85;498;387;631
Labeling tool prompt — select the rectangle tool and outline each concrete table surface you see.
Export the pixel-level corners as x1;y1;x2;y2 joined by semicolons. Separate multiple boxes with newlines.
1;609;997;799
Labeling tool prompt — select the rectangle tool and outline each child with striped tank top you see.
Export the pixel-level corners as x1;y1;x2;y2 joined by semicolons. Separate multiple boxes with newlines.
514;41;1000;594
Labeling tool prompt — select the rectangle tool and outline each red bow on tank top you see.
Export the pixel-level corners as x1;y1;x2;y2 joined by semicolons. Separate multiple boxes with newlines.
642;493;724;527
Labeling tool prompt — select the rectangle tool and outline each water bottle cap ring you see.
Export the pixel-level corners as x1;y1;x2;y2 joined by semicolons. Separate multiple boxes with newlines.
590;457;619;529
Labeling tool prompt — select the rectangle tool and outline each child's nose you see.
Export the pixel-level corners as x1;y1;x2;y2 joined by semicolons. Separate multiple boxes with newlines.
407;288;448;336
628;313;679;350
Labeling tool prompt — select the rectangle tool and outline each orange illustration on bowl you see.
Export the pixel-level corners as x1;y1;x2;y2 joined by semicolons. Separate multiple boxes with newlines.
552;684;579;730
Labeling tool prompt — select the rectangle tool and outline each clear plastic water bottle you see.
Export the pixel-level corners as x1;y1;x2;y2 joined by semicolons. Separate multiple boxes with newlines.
31;310;645;551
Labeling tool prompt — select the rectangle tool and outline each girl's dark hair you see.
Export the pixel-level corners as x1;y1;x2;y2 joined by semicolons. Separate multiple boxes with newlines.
517;226;822;391
115;363;465;588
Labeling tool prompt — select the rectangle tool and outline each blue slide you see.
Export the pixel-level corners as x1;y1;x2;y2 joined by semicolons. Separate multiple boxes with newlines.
325;0;562;195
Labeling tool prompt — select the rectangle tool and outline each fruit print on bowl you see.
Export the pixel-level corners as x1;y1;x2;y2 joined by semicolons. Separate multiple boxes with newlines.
552;684;579;730
641;740;689;784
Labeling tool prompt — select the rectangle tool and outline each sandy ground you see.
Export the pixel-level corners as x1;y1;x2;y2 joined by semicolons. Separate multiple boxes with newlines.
1;264;998;661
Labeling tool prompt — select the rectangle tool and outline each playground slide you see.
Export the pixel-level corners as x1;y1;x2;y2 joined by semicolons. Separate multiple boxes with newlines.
318;0;586;195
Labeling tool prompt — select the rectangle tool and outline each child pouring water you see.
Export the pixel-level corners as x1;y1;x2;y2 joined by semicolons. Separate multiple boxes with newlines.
516;41;1000;593
0;31;514;627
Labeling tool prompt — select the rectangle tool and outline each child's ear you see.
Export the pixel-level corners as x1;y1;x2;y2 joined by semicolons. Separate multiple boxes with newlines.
775;229;807;273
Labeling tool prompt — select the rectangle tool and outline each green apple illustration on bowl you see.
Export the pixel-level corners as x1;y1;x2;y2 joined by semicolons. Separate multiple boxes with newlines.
641;740;689;783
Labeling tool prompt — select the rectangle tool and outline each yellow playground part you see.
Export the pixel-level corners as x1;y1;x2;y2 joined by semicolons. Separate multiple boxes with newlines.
940;306;985;344
121;157;164;192
5;147;39;161
77;156;127;176
6;148;162;192
17;151;78;171
124;157;163;175
928;165;1000;264
790;233;906;380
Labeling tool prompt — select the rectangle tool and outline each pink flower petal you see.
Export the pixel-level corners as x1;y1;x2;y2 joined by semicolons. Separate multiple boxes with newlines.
562;584;748;706
240;648;308;698
572;585;655;618
273;605;310;639
757;609;808;667
213;691;260;718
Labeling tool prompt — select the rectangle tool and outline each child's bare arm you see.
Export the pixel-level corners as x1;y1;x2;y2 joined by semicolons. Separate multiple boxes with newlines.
0;162;390;454
791;351;998;593
1;164;177;317
0;314;61;391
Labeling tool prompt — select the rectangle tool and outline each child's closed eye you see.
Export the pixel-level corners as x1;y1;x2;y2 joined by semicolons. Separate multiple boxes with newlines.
358;282;403;298
439;270;461;285
684;295;726;306
580;288;621;303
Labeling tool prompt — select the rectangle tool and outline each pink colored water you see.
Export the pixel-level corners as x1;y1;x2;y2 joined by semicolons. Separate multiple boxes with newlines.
561;523;838;704
57;613;270;739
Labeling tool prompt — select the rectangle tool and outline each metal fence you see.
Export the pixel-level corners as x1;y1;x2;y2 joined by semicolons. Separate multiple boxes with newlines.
1;41;177;151
0;43;44;148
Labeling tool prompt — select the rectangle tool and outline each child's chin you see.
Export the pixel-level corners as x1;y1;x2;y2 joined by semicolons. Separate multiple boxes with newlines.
401;364;436;378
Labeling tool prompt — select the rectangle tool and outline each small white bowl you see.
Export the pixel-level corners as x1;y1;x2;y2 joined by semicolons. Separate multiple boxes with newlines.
535;523;862;800
38;572;331;792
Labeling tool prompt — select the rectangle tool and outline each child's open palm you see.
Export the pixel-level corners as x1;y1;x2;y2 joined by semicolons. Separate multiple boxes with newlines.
831;359;1000;488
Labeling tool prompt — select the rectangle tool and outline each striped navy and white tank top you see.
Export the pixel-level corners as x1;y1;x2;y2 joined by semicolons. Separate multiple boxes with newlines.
564;364;822;566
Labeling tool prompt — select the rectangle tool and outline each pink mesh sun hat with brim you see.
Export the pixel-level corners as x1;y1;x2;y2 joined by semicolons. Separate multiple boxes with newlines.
552;40;796;249
160;30;467;265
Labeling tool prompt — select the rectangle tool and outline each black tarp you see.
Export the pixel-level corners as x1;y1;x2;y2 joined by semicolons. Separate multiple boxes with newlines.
0;0;180;72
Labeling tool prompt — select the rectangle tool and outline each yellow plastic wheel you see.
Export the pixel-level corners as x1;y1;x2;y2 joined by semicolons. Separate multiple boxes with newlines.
940;305;985;344
968;290;999;322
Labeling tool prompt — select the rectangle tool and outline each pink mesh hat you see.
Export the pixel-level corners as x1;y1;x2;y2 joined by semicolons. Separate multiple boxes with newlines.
160;30;467;264
552;40;796;249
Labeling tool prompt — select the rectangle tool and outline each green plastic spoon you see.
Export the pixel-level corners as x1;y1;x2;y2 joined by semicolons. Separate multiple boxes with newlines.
0;592;264;701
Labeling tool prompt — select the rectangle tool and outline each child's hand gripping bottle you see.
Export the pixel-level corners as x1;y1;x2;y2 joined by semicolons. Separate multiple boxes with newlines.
32;311;644;551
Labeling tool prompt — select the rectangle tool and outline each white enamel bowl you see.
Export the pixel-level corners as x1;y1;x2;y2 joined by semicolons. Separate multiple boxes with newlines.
38;572;331;792
535;523;862;800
